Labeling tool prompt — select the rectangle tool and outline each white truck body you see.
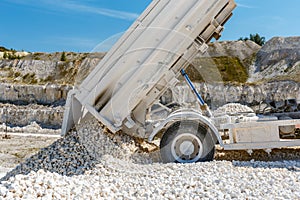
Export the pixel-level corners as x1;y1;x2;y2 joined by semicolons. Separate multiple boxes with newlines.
62;0;236;137
62;0;298;161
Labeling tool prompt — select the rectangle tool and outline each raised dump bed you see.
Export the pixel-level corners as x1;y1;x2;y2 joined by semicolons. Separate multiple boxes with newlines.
62;0;236;140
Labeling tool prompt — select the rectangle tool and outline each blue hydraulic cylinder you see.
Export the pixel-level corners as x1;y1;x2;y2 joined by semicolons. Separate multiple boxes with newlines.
180;69;212;118
180;69;205;106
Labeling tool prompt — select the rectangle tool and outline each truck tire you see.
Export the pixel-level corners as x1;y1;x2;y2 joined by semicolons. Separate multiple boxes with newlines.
160;121;215;163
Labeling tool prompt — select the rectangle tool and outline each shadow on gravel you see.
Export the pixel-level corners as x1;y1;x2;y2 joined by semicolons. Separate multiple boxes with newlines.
215;149;300;161
0;133;99;182
231;160;300;172
215;149;300;171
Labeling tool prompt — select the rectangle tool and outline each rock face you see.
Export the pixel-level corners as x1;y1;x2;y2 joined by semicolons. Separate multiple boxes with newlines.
0;37;300;128
201;40;261;61
0;83;72;106
170;81;300;110
249;37;300;82
187;40;261;83
0;104;63;129
2;81;299;128
0;52;104;85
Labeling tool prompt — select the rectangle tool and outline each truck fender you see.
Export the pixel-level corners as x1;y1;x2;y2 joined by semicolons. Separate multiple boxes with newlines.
148;109;223;146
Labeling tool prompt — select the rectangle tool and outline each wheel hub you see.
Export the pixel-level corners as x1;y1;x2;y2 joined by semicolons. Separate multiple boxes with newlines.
179;141;195;156
171;133;203;163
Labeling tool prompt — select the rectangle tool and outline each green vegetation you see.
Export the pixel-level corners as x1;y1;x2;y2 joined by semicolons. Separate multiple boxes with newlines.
60;51;67;61
239;33;266;46
13;71;21;77
22;73;37;84
0;46;9;52
32;53;43;60
2;52;22;60
3;52;8;59
187;56;248;83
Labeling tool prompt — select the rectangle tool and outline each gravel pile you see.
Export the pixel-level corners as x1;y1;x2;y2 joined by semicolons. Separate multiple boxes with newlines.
75;118;153;164
212;103;256;128
0;118;153;181
0;132;96;181
213;103;254;116
1;115;300;199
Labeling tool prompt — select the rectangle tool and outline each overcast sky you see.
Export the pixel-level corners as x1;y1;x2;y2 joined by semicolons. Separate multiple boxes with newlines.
1;0;299;52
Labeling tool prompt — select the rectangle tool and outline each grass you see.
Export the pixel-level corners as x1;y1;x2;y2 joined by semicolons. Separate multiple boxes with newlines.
187;56;249;83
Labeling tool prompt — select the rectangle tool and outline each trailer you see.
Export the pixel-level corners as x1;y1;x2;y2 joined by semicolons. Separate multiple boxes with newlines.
61;0;300;163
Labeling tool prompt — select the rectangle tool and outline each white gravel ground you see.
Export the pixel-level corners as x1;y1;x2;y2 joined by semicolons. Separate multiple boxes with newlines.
0;128;300;199
0;104;300;199
1;157;300;199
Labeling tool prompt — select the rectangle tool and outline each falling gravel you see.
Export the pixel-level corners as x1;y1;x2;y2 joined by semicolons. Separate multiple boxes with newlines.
75;117;153;164
1;116;300;199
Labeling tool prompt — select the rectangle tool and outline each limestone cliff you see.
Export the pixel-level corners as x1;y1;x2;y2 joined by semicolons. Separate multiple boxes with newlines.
249;37;300;82
187;40;260;83
0;37;299;128
0;52;104;85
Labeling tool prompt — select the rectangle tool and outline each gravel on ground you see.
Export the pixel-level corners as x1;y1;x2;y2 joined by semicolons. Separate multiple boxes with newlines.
0;104;300;199
0;119;299;199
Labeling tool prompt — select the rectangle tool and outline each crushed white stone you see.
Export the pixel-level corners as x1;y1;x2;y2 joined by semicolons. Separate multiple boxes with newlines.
1;156;300;199
0;112;300;199
75;117;152;164
213;103;254;116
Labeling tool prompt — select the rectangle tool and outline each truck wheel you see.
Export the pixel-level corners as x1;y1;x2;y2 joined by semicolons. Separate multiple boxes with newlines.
160;121;215;163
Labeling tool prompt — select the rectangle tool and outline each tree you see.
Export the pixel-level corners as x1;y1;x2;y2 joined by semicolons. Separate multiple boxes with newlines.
60;51;67;61
3;52;8;59
249;33;266;46
238;33;266;46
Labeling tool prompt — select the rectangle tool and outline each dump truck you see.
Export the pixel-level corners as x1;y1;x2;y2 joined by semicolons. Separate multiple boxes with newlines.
61;0;300;163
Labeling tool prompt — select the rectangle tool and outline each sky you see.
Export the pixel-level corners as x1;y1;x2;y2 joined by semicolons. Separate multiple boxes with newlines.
0;0;299;53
